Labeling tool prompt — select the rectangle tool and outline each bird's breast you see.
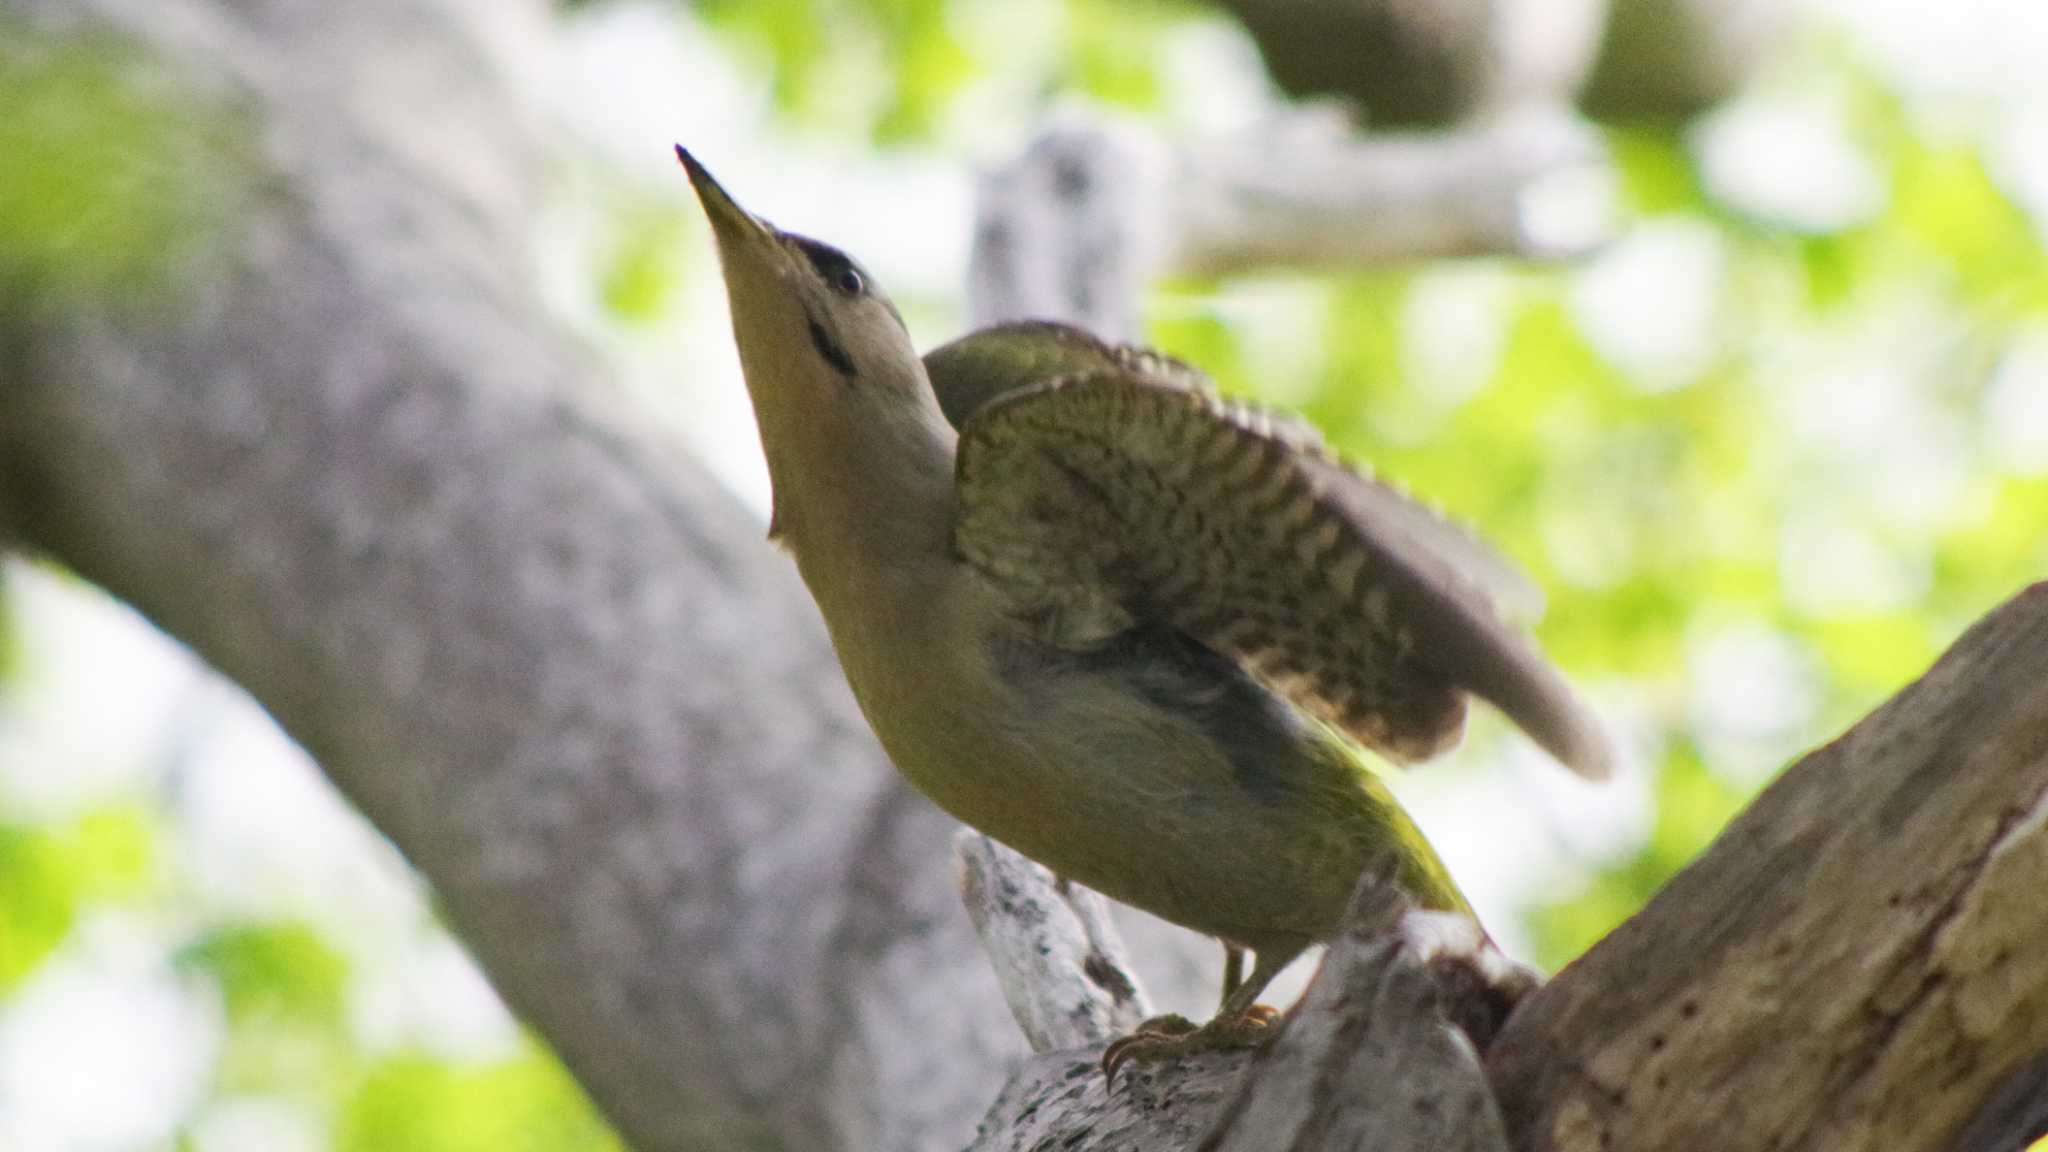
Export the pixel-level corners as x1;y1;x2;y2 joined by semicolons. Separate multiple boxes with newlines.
826;585;1445;944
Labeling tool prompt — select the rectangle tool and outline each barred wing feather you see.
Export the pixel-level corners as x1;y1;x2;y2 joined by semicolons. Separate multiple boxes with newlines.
951;369;1609;779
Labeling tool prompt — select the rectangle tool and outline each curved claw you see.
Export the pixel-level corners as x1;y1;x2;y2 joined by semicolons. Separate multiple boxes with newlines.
1101;1013;1199;1084
1100;1006;1281;1086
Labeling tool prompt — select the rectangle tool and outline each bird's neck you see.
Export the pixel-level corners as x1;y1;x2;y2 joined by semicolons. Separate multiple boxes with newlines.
770;400;961;622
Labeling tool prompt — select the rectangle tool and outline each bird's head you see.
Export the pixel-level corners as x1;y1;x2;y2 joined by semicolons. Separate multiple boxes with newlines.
678;146;954;546
677;147;938;466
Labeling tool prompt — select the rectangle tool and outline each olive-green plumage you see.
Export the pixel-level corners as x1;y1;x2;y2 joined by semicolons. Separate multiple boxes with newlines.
678;148;1609;1033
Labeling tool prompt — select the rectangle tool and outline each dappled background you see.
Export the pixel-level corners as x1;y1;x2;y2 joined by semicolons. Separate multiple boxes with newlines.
2;0;2046;1148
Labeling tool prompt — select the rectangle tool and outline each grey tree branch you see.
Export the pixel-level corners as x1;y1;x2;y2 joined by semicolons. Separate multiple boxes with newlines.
1201;889;1513;1152
966;105;1610;339
1209;0;1783;128
1208;0;1610;128
954;831;1153;1052
1489;583;2048;1152
1173;104;1611;275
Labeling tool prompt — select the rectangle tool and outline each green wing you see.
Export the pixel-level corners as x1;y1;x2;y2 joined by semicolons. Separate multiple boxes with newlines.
924;320;1214;427
947;357;1608;779
926;322;1542;622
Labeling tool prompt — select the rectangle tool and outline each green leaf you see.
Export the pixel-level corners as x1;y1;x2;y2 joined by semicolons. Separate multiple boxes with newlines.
338;1048;623;1152
0;824;80;991
181;922;349;1029
0;803;157;991
694;0;970;141
179;921;356;1097
600;203;690;324
1610;128;1706;216
1060;0;1176;111
1891;143;2044;307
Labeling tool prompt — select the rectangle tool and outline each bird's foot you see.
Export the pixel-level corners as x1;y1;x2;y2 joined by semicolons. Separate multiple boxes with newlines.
1100;1006;1281;1084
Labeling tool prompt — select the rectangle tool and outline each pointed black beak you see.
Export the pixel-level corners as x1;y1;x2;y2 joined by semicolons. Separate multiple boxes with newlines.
676;145;774;248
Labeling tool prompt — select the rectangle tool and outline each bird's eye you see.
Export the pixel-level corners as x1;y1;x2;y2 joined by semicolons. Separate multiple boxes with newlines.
791;235;870;298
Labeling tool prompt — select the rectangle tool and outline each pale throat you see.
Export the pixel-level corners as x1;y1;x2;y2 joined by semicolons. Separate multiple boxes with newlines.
761;389;961;615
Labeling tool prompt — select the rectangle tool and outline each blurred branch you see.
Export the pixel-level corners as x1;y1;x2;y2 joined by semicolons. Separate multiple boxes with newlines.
1173;105;1610;275
1209;0;1606;128
1209;0;1781;129
1579;0;1787;124
968;105;1610;339
1491;583;2048;1152
0;2;1024;1149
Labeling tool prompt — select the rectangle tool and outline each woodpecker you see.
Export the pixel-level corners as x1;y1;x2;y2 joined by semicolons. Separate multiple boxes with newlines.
677;147;1608;1074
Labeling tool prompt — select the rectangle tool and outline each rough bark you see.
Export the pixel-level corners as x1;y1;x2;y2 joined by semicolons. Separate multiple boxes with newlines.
1489;583;2048;1152
1199;891;1513;1152
963;854;1514;1152
954;830;1153;1052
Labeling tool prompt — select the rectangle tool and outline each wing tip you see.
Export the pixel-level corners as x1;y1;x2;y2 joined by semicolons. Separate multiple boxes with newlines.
1554;726;1617;781
1460;638;1616;782
1526;697;1616;781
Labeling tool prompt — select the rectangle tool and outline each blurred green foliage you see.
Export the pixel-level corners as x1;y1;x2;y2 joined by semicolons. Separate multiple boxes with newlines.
338;1053;622;1152
187;923;349;1029
1528;751;1750;963
601;197;692;323
0;804;154;990
689;0;972;140
0;24;247;311
181;922;355;1096
5;1;2046;1147
567;0;1192;139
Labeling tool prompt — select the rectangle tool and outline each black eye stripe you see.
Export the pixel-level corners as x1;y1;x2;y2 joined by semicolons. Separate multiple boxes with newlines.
791;235;868;297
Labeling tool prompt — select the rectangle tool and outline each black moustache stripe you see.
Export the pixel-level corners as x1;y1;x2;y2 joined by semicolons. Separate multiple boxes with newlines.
805;311;859;380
